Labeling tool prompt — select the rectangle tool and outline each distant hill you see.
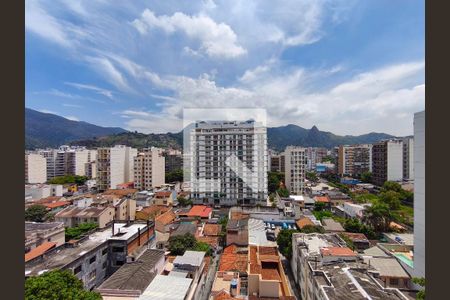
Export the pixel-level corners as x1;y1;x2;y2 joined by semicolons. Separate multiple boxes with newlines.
25;108;127;149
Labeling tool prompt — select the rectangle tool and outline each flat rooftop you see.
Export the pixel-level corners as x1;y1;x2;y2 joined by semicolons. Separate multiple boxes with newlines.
139;275;192;300
293;233;346;256
25;223;148;276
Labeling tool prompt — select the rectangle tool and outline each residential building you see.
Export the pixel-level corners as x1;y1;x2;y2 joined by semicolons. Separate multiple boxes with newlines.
139;274;193;300
55;206;115;228
269;151;285;173
85;161;97;179
190;120;268;206
247;245;293;298
187;205;213;220
413;110;425;277
402;137;414;181
25;222;155;290
324;190;352;207
155;210;176;233
163;149;183;174
226;218;249;246
340;232;370;251
135;191;154;207
97;146;138;191
210;271;241;300
372;140;404;186
321;218;345;233
133;148;165;191
114;198;137;221
153;191;175;206
305;147;328;171
338;144;372;177
135;205;169;221
25;153;47;184
291;233;409;300
284;146;306;195
96;249;165;300
25;222;65;253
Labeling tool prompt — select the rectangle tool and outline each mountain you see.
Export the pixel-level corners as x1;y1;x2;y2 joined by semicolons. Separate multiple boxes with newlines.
25;108;127;149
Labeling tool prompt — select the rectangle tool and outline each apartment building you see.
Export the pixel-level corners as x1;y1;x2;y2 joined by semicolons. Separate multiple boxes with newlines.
413;111;425;277
163;149;183;173
403;137;414;181
97;146;137;191
305;147;328;171
190;120;268;206
291;233;409;300
133;147;165;190
25;153;47;184
284;146;306;195
55;206;115;228
372;140;404;186
338;144;372;177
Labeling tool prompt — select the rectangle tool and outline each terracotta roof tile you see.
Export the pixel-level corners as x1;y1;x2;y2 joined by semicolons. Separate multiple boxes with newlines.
155;191;172;198
103;189;137;196
187;205;212;218
43;201;70;209
197;236;220;248
320;247;356;257
203;224;222;236
340;232;368;241
155;210;176;225
296;217;314;229
314;196;330;203
25;242;56;262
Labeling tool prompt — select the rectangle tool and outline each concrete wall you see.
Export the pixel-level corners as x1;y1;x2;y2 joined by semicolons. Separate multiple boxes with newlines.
25;154;47;184
387;141;403;181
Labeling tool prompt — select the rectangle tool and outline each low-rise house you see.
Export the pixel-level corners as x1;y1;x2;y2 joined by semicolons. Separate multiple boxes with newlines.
321;218;345;233
364;257;411;289
295;216;315;230
114;198;137;221
210;271;241;300
340;232;370;251
135;191;154;207
219;245;248;277
153;191;175;206
314;195;330;208
226;219;249;246
42;201;71;212
324;190;352;207
155;210;176;233
342;202;369;219
104;189;138;198
25;222;65;253
55;206;115;228
74;197;94;208
96;249;165;299
135;205;169;221
170;223;198;237
25;222;156;291
187;205;213;220
203;224;222;237
139;274;193;300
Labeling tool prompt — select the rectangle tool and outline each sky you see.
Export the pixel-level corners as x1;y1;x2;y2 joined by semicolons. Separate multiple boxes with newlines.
25;0;424;136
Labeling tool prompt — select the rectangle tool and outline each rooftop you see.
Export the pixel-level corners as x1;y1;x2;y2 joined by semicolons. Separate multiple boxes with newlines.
227;218;249;230
187;205;213;218
55;206;111;218
155;210;176;225
322;218;345;232
315;196;330;203
155;191;172;198
219;245;248;273
25;242;56;262
340;232;369;242
173;250;205;267
203;223;222;236
97;249;164;293
293;233;347;256
170;223;197;237
104;189;138;196
320;247;356;257
139;275;192;300
363;257;410;278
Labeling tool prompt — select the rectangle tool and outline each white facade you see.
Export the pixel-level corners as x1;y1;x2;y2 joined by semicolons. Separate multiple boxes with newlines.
134;147;166;190
387;140;404;182
413;111;425;277
25;184;51;201
284;146;306;195
190;120;268;206
25;153;47;184
97;146;137;191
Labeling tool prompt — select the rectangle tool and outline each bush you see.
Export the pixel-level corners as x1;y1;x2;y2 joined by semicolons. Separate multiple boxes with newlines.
48;175;88;185
65;223;98;241
168;233;213;256
276;229;299;259
25;205;49;222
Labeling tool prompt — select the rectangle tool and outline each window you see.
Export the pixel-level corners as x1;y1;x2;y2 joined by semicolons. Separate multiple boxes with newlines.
88;270;96;282
112;246;124;253
74;265;82;274
390;278;399;286
115;259;125;266
102;248;107;256
89;256;96;264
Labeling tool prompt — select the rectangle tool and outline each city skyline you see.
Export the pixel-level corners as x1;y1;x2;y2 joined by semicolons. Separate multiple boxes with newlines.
26;0;424;136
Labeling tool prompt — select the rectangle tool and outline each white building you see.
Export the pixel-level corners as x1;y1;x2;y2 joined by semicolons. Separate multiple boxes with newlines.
97;145;138;191
25;153;47;184
189;120;268;206
284;146;306;195
403;137;414;181
372;140;404;186
413;111;425;277
134;148;165;190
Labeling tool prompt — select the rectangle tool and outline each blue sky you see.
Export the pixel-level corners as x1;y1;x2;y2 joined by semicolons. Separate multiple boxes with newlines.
25;0;424;135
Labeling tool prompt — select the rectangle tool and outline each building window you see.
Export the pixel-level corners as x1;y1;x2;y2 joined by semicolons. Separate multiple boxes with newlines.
102;248;107;256
112;246;124;253
74;265;82;274
88;270;96;282
89;256;96;264
115;259;125;266
390;278;399;286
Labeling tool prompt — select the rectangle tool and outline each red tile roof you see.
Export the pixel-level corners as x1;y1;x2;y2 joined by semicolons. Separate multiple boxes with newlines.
156;210;176;225
25;242;56;262
187;205;212;218
315;196;330;203
320;247;356;257
43;201;70;209
340;232;369;242
197;236;220;248
203;224;222;236
219;245;248;273
155;191;172;198
103;189;137;196
296;216;315;229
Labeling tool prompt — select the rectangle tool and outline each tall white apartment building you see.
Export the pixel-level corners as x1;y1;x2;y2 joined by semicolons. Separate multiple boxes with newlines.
25;153;47;184
372;140;404;186
338;144;372;177
97;146;137;191
190;120;268;206
134;148;165;190
284;146;306;195
413;111;425;277
403;137;414;181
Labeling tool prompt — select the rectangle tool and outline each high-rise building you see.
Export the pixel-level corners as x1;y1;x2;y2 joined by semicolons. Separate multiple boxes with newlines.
190;120;268;206
163;149;183;173
413;111;425;277
134;147;165;190
402;137;414;181
284;146;306;195
97;146;137;191
305;147;328;171
337;144;372;177
372;140;403;186
25;153;47;184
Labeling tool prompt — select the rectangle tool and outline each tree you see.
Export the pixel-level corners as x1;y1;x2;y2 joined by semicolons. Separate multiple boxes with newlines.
344;218;377;240
276;187;289;198
301;225;325;234
268;171;284;193
379;190;401;210
276;229;299;259
314;202;326;211
412;277;425;300
165;169;183;183
381;181;403;193
306;171;318;183
177;195;192;207
363;202;393;233
360;171;372;183
25;269;101;300
193;241;213;256
48;175;88;185
168;233;197;255
25;205;48;222
65;223;98;241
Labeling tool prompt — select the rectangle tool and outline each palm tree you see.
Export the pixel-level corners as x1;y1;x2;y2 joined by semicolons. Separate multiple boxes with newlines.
363;202;393;232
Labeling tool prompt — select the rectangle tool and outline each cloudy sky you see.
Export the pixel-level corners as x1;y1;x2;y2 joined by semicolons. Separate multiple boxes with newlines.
25;0;424;136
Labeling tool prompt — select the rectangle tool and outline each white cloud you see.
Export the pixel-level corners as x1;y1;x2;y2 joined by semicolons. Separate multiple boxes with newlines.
84;56;130;92
64;82;114;99
132;9;246;59
38;109;57;114
64;116;80;121
62;103;83;108
121;110;150;117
